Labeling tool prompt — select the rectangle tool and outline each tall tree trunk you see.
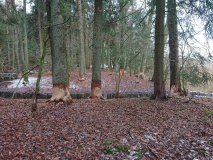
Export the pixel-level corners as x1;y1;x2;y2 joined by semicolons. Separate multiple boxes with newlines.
7;26;11;67
14;26;21;73
141;0;155;73
153;0;166;99
11;0;21;73
118;0;128;69
85;28;91;69
90;0;103;99
19;28;26;76
12;26;15;69
37;0;43;56
77;0;86;81
46;0;73;105
0;48;2;74
66;28;71;70
168;0;179;94
115;0;129;98
23;0;29;82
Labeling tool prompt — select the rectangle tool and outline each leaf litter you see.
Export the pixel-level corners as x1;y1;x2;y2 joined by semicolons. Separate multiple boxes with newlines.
0;96;213;159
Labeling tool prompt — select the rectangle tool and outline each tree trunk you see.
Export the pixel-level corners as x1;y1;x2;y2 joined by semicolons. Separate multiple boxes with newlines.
168;0;180;94
90;0;103;99
46;0;73;105
77;0;86;81
23;0;29;82
118;0;128;69
7;26;11;67
141;0;154;73
37;0;43;56
14;26;21;73
85;28;91;69
115;0;129;98
0;48;2;74
12;26;15;69
19;28;26;76
153;0;166;99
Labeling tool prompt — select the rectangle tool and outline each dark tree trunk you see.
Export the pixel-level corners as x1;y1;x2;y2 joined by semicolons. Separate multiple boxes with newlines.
153;0;166;99
46;0;73;105
168;0;180;94
90;0;103;99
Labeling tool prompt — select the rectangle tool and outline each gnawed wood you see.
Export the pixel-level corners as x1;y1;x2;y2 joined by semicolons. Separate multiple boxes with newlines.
49;84;73;106
89;86;104;99
78;75;85;81
89;79;104;100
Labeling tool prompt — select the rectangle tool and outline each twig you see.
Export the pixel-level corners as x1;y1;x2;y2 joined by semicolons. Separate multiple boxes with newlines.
183;95;194;103
147;145;162;160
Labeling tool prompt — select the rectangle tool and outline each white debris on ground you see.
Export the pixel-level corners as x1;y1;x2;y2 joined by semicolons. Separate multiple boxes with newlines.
69;82;80;90
7;77;38;88
7;77;81;90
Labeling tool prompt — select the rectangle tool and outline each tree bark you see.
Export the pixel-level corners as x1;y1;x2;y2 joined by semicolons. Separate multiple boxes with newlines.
37;0;43;56
19;28;26;77
168;0;180;94
90;0;103;99
77;0;86;81
14;26;21;73
23;0;29;82
46;0;73;105
118;0;128;69
153;0;166;99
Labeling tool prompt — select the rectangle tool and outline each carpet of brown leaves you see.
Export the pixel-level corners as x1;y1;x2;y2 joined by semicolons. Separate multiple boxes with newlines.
0;69;213;159
0;97;213;159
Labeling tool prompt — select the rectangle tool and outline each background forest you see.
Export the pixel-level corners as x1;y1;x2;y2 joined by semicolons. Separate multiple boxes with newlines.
0;0;213;96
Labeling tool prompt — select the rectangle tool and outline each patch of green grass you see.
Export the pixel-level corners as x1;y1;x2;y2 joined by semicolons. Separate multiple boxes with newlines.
104;148;117;155
103;140;115;146
209;139;213;146
195;148;206;156
115;144;130;153
201;109;213;122
103;140;130;155
103;140;116;155
135;149;147;159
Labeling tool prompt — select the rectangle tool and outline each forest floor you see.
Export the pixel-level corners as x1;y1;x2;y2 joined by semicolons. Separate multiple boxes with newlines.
0;68;213;159
0;97;213;159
